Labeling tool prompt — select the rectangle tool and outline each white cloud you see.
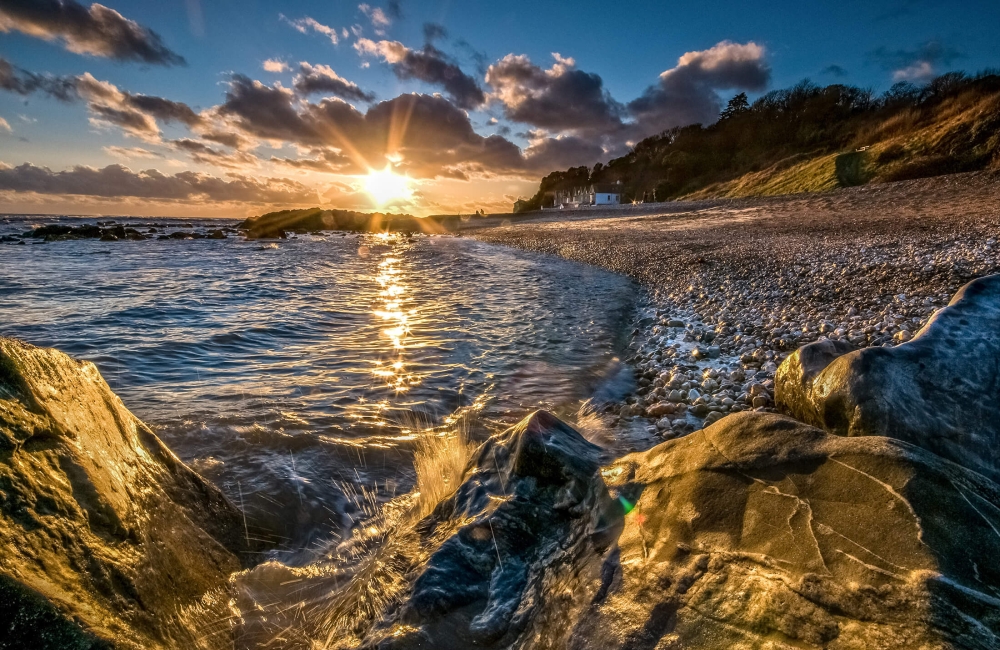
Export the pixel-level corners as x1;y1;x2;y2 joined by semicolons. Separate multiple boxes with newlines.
263;58;289;73
0;116;11;132
103;145;163;160
359;3;390;33
279;14;339;44
893;61;935;81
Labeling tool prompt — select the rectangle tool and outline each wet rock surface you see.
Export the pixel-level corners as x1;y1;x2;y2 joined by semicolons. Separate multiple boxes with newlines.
369;411;622;649
346;410;1000;649
586;411;1000;650
776;274;1000;483
0;337;253;649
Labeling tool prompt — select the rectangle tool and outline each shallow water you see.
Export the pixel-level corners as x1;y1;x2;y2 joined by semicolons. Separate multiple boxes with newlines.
0;216;638;551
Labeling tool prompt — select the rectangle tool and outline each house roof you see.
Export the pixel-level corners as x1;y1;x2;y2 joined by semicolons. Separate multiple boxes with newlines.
591;183;621;194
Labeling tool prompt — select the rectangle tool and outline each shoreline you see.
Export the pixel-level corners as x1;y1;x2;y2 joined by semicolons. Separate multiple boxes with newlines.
468;170;1000;441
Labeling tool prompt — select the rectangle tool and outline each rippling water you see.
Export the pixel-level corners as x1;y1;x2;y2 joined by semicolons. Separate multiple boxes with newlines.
0;216;637;550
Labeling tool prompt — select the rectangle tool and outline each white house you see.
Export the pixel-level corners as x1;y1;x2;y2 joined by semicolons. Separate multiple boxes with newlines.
546;181;623;208
591;183;622;205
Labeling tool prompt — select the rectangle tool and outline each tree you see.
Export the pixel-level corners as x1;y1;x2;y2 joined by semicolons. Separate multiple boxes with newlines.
720;92;750;120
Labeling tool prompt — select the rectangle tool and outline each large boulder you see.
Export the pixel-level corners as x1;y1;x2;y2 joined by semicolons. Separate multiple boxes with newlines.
579;411;1000;649
0;337;252;649
774;274;1000;482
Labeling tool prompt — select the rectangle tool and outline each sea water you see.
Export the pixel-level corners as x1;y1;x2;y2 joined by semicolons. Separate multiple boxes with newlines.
0;216;637;552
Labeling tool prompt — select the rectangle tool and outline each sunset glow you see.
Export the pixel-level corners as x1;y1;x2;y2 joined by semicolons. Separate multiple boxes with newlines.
363;167;414;206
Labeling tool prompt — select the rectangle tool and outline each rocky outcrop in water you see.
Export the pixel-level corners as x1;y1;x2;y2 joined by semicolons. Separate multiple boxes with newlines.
240;207;459;237
775;274;1000;482
0;337;252;649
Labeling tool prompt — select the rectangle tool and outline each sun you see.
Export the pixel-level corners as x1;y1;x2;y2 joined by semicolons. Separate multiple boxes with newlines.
363;166;414;206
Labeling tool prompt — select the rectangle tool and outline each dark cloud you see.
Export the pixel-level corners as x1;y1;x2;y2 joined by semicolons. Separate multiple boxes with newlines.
73;73;203;140
386;0;403;20
0;62;203;139
0;57;76;100
486;53;624;136
219;74;359;146
423;22;447;43
0;162;316;203
355;38;485;109
217;75;577;178
169;139;258;168
126;94;202;126
201;130;249;149
520;136;605;171
0;0;185;66
293;62;375;102
821;64;848;77
626;40;770;140
868;40;963;81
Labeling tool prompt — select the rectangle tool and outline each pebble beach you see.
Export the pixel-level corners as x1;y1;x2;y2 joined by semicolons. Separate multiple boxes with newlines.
469;170;1000;439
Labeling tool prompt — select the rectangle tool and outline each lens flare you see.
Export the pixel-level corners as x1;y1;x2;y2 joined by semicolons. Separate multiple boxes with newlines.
363;166;413;205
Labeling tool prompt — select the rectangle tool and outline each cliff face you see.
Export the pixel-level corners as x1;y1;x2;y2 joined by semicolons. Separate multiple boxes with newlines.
0;337;249;649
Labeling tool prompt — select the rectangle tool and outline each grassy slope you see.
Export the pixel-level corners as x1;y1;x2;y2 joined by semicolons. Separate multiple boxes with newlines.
526;75;1000;207
687;88;1000;199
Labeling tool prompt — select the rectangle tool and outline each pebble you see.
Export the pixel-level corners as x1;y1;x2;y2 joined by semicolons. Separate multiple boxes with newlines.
478;173;1000;442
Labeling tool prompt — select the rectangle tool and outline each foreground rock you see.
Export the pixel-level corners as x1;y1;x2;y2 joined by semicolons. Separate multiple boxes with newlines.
233;409;1000;649
0;338;252;649
776;274;1000;482
586;411;1000;649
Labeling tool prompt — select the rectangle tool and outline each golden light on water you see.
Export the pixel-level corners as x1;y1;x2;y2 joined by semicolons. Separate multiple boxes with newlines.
363;166;414;206
373;252;419;393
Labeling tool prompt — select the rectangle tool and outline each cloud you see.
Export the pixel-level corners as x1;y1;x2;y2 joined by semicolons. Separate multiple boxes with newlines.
263;58;289;73
0;0;184;65
422;22;447;43
869;40;963;82
280;14;338;44
358;3;389;33
486;53;624;136
1;63;208;143
103;145;163;159
0;56;77;100
74;72;203;141
217;75;580;179
520;135;605;171
0;161;317;203
821;64;848;77
626;40;770;139
168;138;258;168
0;116;10;132
354;38;485;109
293;62;375;102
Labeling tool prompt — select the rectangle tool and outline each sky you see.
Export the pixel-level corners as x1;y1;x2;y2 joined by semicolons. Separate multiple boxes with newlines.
1;0;998;218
